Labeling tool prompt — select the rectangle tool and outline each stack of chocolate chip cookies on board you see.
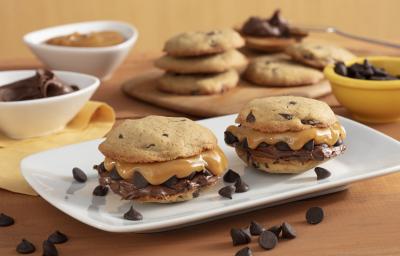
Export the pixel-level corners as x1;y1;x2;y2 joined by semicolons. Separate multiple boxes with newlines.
154;29;248;95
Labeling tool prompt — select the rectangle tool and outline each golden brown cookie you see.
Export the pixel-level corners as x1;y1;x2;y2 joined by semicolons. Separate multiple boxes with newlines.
244;55;324;87
154;49;248;74
164;28;245;57
285;41;356;69
99;116;217;163
158;69;239;95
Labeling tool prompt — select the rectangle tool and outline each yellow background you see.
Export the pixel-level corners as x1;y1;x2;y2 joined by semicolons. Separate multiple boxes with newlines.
0;0;399;60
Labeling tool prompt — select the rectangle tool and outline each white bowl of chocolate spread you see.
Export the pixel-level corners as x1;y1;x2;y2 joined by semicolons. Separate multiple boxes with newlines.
23;20;138;80
0;69;99;139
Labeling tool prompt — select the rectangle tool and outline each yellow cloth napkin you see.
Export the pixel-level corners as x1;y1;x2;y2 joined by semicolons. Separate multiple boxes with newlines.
0;101;115;196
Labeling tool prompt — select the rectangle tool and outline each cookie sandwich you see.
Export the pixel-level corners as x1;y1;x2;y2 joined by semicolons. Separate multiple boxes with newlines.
224;96;346;173
95;116;228;203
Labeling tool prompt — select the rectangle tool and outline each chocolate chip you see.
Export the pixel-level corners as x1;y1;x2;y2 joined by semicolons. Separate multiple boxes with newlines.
256;142;270;149
132;171;149;189
303;140;315;151
301;119;320;125
230;228;251;246
72;167;87;183
223;169;240;183
123;206;143;221
162;133;169;137
334;61;347;76
163;175;178;188
224;131;239;145
203;169;213;177
268;225;282;237
235;247;252;256
109;167;123;180
249;221;265;236
218;185;235;199
258;230;278;250
145;144;155;148
0;213;14;226
42;240;58;256
314;167;331;180
16;239;35;254
289;101;297;105
48;230;68;244
306;207;324;225
234;178;249;193
312;150;325;161
241;138;249;149
92;185;109;196
94;162;107;173
334;139;343;146
275;141;291;151
281;222;296;239
279;113;293;120
118;134;123;139
246;111;256;123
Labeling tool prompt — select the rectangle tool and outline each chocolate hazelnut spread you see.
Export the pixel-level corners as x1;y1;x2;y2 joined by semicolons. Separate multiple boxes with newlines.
0;70;78;102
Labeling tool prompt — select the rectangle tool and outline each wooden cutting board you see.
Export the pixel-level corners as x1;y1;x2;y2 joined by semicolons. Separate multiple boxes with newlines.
122;69;331;117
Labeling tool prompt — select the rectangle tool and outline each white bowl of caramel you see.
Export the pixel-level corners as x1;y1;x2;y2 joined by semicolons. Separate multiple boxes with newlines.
23;20;138;80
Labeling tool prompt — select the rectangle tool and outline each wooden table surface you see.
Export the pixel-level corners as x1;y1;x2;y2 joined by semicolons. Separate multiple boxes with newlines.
1;52;400;256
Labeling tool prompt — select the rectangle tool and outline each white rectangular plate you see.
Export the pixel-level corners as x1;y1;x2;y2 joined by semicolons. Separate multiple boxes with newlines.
21;115;400;233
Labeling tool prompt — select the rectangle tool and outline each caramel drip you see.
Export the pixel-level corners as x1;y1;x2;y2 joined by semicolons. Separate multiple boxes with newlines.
103;146;227;185
227;122;346;151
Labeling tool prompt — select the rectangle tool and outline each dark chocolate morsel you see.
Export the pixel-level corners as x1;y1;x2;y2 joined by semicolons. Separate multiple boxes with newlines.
235;247;253;256
258;230;278;250
109;167;123;180
289;101;297;105
123;206;143;221
281;222;296;239
314;167;331;180
48;230;68;244
279;113;293;120
218;185;235;199
230;228;251;246
118;134;123;139
249;221;265;236
0;213;14;227
92;185;109;196
132;171;149;189
246;111;256;123
224;131;239;145
334;61;348;76
42;240;58;256
72;167;87;183
235;178;249;193
268;225;282;237
162;133;169;137
16;239;35;254
301;119;320;125
256;142;270;149
223;169;240;183
303;140;315;151
306;206;324;225
163;175;178;188
275;141;291;151
334;138;343;146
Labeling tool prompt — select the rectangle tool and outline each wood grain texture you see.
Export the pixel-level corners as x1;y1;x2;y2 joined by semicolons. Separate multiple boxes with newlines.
0;0;400;59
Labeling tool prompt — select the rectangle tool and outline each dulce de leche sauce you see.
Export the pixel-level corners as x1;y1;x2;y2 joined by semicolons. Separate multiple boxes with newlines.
103;146;228;185
45;31;125;47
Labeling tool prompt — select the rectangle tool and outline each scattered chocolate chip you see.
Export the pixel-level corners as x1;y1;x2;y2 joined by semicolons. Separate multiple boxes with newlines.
145;144;155;148
275;141;291;151
334;138;343;146
249;221;265;236
118;134;123;139
235;247;252;256
48;230;68;244
281;222;296;239
301;119;320;125
289;101;297;105
132;172;149;189
268;225;282;237
123;206;143;221
92;185;109;196
109;167;123;180
246;111;256;123
0;213;14;227
72;167;87;183
163;175;178;188
162;133;169;137
279;113;293;120
258;230;278;250
223;169;240;183
314;167;331;180
16;239;35;254
218;185;235;199
224;131;239;145
306;207;324;225
42;240;58;256
230;228;251;246
303;140;315;151
235;178;249;193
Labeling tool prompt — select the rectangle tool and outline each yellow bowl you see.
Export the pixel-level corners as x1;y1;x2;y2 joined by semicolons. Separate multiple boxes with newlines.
324;56;400;123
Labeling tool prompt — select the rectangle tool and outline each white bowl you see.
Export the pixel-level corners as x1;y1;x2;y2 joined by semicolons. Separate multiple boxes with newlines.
23;20;138;80
0;70;100;139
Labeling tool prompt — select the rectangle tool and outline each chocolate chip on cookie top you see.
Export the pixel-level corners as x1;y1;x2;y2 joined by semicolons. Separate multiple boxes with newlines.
235;96;337;133
163;28;245;57
99;116;217;163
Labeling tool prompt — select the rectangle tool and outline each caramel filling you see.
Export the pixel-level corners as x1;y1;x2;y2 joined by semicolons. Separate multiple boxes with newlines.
227;122;346;151
103;146;227;185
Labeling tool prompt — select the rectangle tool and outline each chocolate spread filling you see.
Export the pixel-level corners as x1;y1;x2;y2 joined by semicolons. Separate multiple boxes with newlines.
94;163;218;200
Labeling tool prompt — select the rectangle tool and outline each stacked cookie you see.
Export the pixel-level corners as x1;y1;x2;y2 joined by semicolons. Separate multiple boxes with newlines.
155;29;248;95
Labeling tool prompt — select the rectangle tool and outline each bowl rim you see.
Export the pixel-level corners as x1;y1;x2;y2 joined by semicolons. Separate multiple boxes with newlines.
0;70;100;106
23;20;139;52
324;56;400;90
